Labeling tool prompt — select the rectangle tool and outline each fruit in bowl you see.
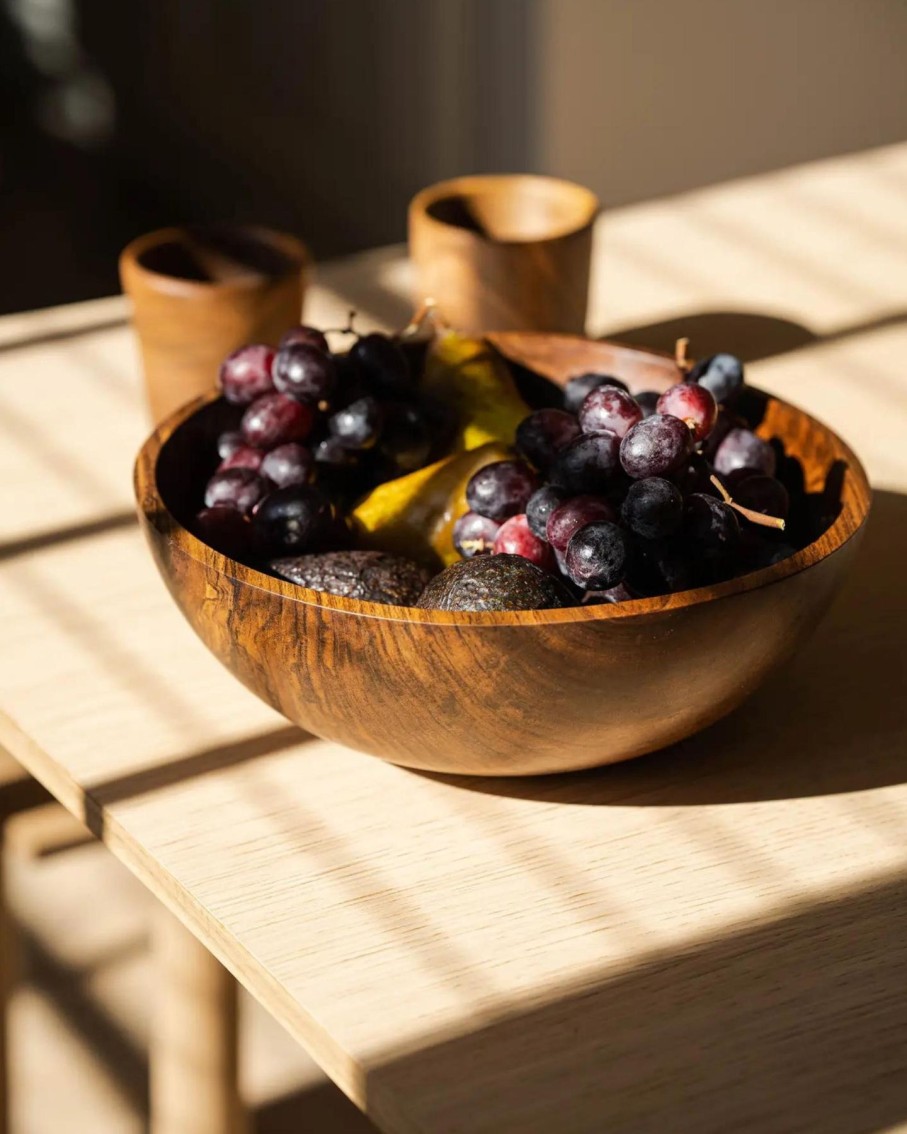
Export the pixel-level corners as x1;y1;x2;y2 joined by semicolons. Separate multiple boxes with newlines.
135;317;870;775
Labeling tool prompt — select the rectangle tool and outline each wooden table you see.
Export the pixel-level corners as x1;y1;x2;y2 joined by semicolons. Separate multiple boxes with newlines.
2;143;906;1133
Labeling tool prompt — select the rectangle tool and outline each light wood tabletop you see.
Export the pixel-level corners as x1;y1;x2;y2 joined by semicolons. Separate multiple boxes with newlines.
1;143;906;1133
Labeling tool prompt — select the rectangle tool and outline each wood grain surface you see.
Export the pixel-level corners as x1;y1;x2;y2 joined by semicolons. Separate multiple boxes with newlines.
135;340;870;775
1;144;906;1133
409;175;598;334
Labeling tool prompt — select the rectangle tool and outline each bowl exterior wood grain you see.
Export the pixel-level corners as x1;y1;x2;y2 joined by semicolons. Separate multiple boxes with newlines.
135;336;870;776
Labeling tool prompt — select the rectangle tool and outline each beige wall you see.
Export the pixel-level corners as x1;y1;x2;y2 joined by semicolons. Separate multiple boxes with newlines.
535;0;907;207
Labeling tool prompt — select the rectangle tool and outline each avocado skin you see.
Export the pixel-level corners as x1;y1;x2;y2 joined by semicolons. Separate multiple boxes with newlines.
271;551;431;607
416;554;575;612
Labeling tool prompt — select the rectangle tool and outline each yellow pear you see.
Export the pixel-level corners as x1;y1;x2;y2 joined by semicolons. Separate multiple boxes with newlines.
351;442;511;567
422;329;530;451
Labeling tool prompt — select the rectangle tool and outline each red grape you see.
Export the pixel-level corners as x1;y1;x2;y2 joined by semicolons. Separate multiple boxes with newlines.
453;511;500;558
272;343;337;403
656;382;717;442
713;428;776;477
204;468;272;514
217;430;244;459
218;445;264;473
241;393;314;448
546;495;615;552
579;386;643;439
279;325;330;354
493;514;555;569
466;460;540;521
219;344;275;405
619;414;693;479
259;443;314;488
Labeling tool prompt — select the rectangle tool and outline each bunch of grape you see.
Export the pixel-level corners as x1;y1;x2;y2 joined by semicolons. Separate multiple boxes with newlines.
452;354;797;603
195;324;438;559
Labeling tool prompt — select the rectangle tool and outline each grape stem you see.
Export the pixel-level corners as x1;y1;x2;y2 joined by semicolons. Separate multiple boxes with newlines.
675;337;693;374
709;474;786;530
459;538;493;553
322;309;360;336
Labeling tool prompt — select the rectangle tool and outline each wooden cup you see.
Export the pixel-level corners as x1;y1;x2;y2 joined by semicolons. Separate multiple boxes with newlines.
120;225;309;423
408;174;599;335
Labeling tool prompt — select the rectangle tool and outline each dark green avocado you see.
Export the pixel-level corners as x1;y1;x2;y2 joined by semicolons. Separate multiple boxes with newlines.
271;550;431;606
416;554;575;612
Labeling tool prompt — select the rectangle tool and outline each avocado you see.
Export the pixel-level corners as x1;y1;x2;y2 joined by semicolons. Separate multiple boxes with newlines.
416;554;575;612
271;551;430;607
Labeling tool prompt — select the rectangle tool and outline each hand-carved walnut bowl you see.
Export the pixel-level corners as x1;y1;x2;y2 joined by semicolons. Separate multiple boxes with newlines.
134;334;870;776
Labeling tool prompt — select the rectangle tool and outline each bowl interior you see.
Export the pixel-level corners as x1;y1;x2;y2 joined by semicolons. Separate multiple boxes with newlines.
144;335;870;628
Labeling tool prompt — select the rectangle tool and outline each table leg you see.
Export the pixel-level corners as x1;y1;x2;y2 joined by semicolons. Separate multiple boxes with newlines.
0;829;11;1134
151;906;246;1134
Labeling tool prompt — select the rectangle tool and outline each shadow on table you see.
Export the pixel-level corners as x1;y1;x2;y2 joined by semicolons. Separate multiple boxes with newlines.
606;308;907;362
420;488;907;806
363;873;907;1134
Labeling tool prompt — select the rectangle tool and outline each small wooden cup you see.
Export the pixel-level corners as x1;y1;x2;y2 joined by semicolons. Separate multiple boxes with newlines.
408;174;599;335
120;225;309;423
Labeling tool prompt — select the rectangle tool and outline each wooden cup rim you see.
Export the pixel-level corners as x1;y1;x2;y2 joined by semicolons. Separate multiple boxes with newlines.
119;225;310;300
409;174;601;246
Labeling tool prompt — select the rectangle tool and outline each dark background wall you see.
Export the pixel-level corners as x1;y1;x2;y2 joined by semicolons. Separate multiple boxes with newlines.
1;0;905;315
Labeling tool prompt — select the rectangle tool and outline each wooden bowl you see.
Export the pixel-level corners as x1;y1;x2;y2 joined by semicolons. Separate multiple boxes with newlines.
134;335;870;777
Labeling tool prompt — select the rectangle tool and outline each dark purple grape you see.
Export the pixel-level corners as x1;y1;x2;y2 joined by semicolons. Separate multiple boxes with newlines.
204;468;272;514
515;409;582;470
702;405;740;460
453;511;500;558
578;386;643;439
546;495;615;553
333;353;367;407
713;427;776;477
272;343;337;403
349;333;410;394
241;393;314;448
672;452;719;496
549;431;621;494
564;373;628;414
278;325;330;354
625;535;699;596
217;430;244;460
732;475;789;519
219;344;275;406
218;445;264;473
583;582;635;605
621;477;683;540
619;414;693;479
564;522;629;590
465;460;540;521
329;396;384;450
635;391;660;419
193;507;254;558
689;353;744;404
259;443;314;488
656;382;717;442
252;484;332;553
526;485;569;540
314;435;357;468
379;401;432;472
493;514;556;570
684;493;740;554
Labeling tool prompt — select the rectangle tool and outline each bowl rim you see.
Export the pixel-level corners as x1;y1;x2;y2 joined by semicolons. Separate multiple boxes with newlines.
134;340;872;629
